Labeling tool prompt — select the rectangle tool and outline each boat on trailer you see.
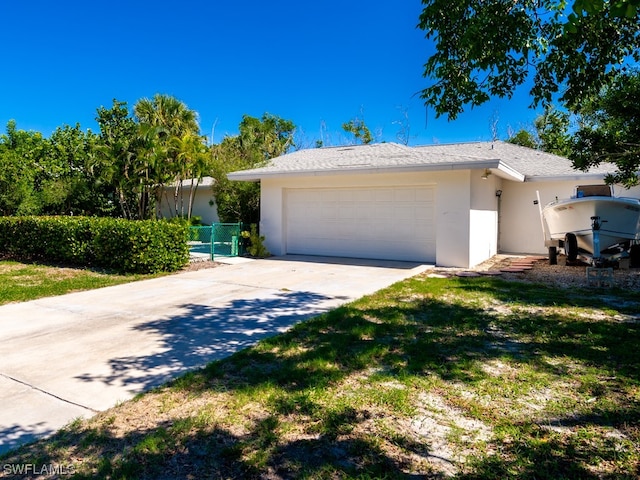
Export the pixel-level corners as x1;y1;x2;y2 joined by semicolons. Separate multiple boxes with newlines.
541;185;640;264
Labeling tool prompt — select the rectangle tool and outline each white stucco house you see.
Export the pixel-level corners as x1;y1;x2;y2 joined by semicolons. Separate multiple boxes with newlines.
228;142;640;268
158;176;220;225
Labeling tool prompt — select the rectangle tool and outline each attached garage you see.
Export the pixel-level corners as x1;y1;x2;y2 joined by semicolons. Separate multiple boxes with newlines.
284;186;436;262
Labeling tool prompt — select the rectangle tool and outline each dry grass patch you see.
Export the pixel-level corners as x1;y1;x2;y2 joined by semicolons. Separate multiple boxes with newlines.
0;260;164;305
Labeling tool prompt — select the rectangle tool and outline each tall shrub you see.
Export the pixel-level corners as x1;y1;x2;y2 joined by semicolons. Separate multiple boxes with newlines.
0;217;189;273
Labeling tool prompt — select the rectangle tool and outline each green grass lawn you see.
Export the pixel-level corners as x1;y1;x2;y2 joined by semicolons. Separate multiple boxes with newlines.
2;271;639;479
0;260;160;305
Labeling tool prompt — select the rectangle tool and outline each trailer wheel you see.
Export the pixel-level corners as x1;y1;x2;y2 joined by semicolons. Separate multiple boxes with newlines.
565;233;578;262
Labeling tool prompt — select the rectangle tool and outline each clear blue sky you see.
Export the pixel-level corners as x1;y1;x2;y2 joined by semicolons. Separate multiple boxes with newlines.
0;0;541;147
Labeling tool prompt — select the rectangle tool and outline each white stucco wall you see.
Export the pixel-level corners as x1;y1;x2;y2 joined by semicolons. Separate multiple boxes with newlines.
434;171;471;267
499;180;640;255
159;186;219;225
469;171;500;267
260;170;503;268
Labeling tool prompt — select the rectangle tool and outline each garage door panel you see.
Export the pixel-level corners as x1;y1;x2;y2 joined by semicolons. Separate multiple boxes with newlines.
416;189;434;202
353;190;374;202
393;206;415;221
285;186;436;262
394;189;416;202
374;190;395;202
415;208;434;222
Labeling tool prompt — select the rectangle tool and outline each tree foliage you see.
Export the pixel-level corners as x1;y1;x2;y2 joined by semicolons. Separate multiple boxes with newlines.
210;114;295;224
534;107;572;157
44;124;111;216
94;100;145;219
418;0;640;119
342;117;373;144
507;129;538;150
0;121;46;215
507;106;572;156
0;121;106;216
134;94;209;221
92;96;208;220
571;72;640;187
0;100;297;225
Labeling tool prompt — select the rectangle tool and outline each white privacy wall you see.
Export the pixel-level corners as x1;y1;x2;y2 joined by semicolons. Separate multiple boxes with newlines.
498;180;640;255
469;171;500;267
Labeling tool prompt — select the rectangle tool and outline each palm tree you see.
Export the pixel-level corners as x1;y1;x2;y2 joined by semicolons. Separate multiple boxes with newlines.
133;94;204;219
168;132;210;220
134;94;199;139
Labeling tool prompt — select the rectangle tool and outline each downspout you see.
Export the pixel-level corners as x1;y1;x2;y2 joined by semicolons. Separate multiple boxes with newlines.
496;188;502;252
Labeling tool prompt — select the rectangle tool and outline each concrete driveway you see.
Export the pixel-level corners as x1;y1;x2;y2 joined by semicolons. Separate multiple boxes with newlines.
0;255;428;454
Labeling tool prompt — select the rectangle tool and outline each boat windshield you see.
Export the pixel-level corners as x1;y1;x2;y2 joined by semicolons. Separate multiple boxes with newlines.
576;185;612;198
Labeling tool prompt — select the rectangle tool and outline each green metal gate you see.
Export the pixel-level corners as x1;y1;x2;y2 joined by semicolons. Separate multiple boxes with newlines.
188;223;242;260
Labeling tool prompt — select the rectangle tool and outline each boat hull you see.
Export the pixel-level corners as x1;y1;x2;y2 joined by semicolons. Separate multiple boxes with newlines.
542;196;640;255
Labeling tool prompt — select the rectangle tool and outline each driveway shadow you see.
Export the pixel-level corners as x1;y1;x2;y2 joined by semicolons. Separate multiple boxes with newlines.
0;422;53;456
269;254;427;270
74;290;334;392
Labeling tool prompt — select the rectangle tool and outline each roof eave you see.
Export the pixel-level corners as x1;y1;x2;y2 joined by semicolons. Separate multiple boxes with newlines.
228;160;512;182
495;162;526;182
525;172;608;182
227;173;261;182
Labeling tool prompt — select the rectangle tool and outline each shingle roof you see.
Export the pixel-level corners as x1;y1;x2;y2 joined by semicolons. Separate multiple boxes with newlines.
227;141;616;182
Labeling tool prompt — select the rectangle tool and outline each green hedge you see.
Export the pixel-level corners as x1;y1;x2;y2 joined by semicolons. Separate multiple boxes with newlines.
0;216;190;273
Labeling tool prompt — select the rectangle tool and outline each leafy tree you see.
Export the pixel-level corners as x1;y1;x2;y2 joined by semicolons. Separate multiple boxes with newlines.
0;120;115;217
94;100;143;219
507;105;572;156
534;106;572;157
43;124;113;216
507;129;538;149
211;114;295;224
94;95;206;220
211;137;262;224
134;94;205;220
571;72;640;187
0;121;49;215
236;113;296;161
342;117;373;144
418;0;640;119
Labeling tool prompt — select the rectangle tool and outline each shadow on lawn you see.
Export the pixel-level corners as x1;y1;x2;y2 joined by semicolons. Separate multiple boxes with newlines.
3;277;639;478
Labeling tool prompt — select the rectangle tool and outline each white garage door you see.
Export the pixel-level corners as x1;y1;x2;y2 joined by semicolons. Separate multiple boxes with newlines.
285;186;436;262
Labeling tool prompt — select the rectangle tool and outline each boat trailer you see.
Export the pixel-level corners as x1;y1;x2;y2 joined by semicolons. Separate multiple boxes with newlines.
545;215;631;267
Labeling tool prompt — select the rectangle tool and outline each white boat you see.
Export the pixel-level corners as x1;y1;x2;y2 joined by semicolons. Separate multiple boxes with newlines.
542;185;640;260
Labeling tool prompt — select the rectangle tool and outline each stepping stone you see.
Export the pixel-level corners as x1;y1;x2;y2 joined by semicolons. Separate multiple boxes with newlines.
500;267;527;273
478;270;503;276
427;273;449;279
456;271;481;277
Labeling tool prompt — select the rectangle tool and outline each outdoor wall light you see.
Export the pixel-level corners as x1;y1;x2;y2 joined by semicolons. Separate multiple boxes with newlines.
481;168;492;180
496;189;502;197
